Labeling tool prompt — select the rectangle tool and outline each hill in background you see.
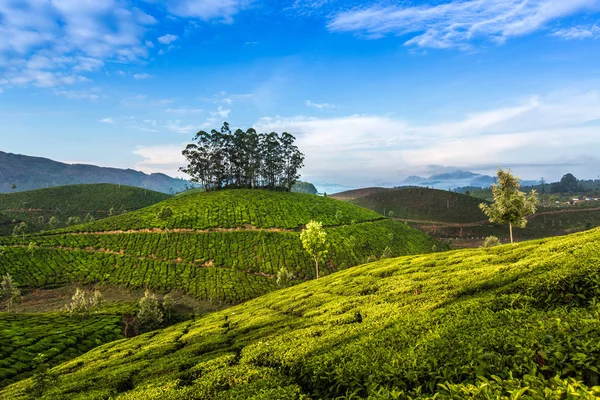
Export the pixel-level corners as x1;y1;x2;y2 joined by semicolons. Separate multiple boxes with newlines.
0;189;439;304
0;184;171;236
2;228;599;399
333;187;486;223
0;151;190;194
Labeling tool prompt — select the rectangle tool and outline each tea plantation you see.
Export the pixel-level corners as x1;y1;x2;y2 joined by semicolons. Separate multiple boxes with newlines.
0;190;437;303
334;187;487;223
0;184;171;236
0;313;123;388
58;189;385;232
2;228;599;399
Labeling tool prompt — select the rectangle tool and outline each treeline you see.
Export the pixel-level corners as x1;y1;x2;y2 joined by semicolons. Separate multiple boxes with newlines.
181;122;305;191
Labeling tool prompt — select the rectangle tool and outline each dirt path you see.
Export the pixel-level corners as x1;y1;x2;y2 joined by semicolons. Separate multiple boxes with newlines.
43;218;387;236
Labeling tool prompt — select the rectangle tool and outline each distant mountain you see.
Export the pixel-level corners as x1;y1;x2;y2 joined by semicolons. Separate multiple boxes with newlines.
0;151;190;194
400;170;539;190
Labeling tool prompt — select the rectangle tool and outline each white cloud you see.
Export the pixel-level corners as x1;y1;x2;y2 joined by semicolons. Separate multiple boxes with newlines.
306;100;336;109
0;88;3;93
328;0;600;48
166;120;197;134
164;0;253;23
145;40;155;48
99;117;114;124
133;144;187;177
0;0;156;86
54;88;100;101
552;24;600;39
157;34;179;45
253;90;600;185
133;73;154;80
211;106;231;118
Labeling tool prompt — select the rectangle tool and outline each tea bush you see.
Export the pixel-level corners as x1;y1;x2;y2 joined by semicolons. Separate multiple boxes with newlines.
2;228;599;399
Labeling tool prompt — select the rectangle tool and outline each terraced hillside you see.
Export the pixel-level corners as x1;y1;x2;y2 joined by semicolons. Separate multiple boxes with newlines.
3;228;599;399
0;190;438;304
0;313;123;388
0;184;171;236
333;187;486;223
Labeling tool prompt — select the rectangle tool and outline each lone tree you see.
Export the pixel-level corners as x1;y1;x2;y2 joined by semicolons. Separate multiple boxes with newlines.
12;221;28;239
0;273;22;312
479;168;538;244
300;221;328;279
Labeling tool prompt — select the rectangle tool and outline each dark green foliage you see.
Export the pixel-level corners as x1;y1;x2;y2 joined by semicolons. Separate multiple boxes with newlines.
0;313;122;388
2;228;600;399
337;187;488;223
181;123;304;191
0;184;171;236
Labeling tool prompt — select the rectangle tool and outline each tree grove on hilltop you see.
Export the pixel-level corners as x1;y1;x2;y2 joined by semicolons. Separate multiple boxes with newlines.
479;168;538;244
180;122;305;191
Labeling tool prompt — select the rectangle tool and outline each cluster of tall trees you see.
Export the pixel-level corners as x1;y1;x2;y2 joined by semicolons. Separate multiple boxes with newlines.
181;123;305;191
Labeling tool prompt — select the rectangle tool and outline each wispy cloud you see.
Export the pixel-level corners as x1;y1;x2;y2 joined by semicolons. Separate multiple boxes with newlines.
99;117;114;124
164;0;254;23
328;0;600;49
306;100;336;109
166;120;197;134
211;106;231;118
552;24;600;39
54;88;101;101
133;73;154;80
253;90;600;185
158;34;179;45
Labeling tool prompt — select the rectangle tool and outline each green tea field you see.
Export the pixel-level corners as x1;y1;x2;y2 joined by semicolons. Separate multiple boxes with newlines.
2;227;599;399
0;184;171;236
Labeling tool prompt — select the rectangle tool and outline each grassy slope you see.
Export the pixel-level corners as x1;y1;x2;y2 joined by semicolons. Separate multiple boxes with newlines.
60;189;385;232
334;187;487;223
3;229;600;399
0;190;437;303
0;184;171;236
0;312;123;388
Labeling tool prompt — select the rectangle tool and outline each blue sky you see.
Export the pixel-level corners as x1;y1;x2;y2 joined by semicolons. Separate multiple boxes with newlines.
1;0;600;189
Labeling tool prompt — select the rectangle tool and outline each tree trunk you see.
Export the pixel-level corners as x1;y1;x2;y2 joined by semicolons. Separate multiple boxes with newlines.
314;256;319;279
509;223;514;244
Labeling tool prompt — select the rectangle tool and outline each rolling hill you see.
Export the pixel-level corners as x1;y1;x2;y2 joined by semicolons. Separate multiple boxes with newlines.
0;151;190;194
333;187;487;223
0;184;172;236
0;190;438;304
2;228;599;399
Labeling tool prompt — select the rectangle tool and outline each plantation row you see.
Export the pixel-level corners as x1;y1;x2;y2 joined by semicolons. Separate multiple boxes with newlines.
413;208;600;241
347;187;488;223
0;184;171;236
60;190;383;233
2;229;599;399
3;220;436;279
0;313;123;388
0;247;276;303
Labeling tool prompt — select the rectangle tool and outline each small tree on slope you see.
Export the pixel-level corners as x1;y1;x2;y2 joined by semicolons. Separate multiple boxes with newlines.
300;220;328;279
479;168;538;244
0;273;22;312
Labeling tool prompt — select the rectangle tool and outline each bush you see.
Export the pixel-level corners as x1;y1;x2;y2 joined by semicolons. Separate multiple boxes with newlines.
66;288;102;318
481;236;501;248
137;290;164;333
276;267;295;288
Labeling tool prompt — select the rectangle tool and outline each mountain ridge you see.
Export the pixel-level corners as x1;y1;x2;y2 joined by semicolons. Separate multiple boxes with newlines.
0;151;190;194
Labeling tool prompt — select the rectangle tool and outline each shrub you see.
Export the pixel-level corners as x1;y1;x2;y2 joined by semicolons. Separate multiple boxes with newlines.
66;288;102;318
481;236;501;248
137;290;164;333
0;273;21;312
276;267;295;288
